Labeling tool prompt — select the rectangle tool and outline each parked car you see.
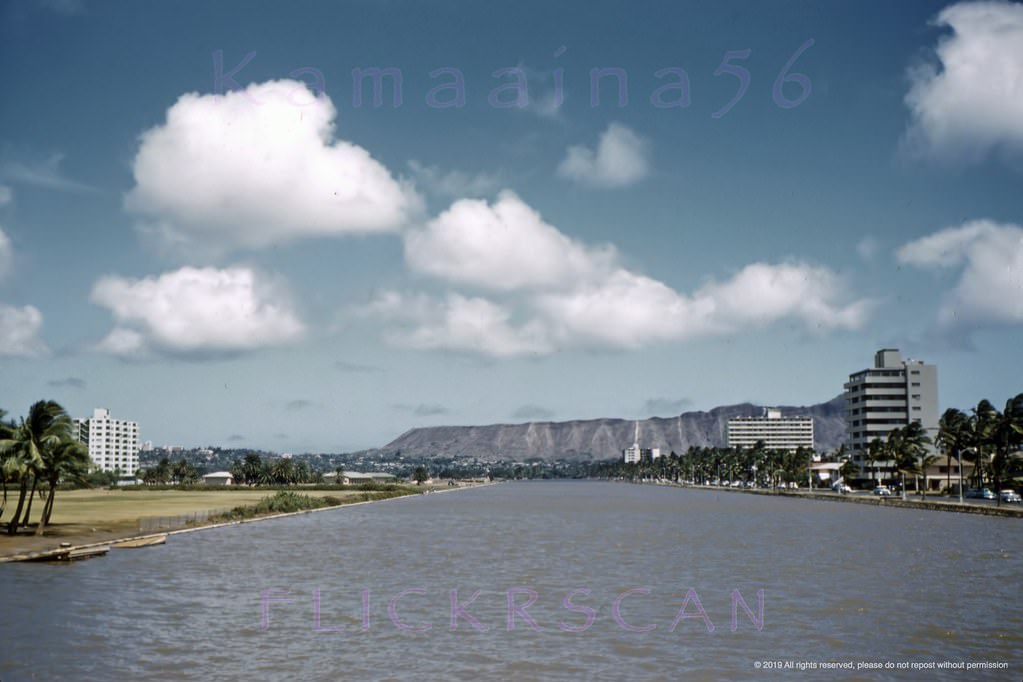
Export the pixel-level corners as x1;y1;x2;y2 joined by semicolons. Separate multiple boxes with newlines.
832;483;853;494
872;486;892;496
966;488;996;500
999;489;1021;503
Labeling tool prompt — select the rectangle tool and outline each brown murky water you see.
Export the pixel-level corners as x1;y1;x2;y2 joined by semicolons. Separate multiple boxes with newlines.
1;481;1020;680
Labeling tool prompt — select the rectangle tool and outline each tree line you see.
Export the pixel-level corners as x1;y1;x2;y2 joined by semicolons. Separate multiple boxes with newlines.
932;395;1023;500
588;392;1023;505
589;444;830;489
0;401;91;536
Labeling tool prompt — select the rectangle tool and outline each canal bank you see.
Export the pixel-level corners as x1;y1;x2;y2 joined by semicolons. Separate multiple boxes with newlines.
675;483;1023;517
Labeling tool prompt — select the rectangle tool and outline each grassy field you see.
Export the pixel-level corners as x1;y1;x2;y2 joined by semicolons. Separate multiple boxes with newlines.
0;483;479;560
0;486;424;559
16;488;383;525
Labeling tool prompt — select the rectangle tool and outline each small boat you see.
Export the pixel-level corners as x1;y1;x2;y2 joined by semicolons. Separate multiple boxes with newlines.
112;533;167;549
66;545;111;560
27;544;111;562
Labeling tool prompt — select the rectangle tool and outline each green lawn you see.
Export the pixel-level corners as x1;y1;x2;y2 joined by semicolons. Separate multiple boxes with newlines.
17;488;370;525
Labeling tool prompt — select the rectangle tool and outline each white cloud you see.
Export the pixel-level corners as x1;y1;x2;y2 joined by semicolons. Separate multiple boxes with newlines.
642;397;692;416
90;266;305;356
557;122;650;188
896;220;992;267
897;219;1023;328
0;153;98;193
512;404;555;420
904;1;1023;162
372;191;872;357
405;191;616;292
125;80;421;254
0;185;12;205
367;257;869;358
856;235;879;261
364;291;554;357
692;262;872;332
0;228;11;279
406;160;501;198
0;304;46;356
536;269;705;348
94;328;147;356
537;263;869;349
514;62;565;121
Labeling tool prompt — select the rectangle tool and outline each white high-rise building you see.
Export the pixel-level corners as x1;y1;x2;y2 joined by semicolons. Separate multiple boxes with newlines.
72;408;139;474
844;348;939;482
727;408;814;452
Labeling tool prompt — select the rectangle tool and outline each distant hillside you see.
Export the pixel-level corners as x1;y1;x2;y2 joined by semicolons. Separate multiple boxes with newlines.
381;396;847;461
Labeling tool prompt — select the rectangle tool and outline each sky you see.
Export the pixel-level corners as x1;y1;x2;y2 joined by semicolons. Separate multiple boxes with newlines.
1;0;1021;452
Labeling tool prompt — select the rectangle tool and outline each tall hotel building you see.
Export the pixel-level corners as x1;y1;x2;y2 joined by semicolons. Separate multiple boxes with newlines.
72;408;140;474
727;408;814;452
844;349;938;475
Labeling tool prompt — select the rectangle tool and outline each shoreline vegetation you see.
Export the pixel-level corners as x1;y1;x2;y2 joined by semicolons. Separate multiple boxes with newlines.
0;481;489;563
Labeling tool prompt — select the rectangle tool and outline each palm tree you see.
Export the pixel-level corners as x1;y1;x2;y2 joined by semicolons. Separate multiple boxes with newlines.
0;401;72;534
866;437;884;485
294;460;311;484
987;394;1023;506
936;408;970;495
35;439;90;535
0;409;16;521
970;400;999;489
889;422;932;500
839;458;859;486
229;459;245;485
242;453;263;486
271;458;295;485
917;451;939;499
153;458;171;485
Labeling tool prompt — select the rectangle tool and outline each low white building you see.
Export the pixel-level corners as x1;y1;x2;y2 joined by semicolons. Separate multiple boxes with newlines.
202;471;234;486
324;471;396;484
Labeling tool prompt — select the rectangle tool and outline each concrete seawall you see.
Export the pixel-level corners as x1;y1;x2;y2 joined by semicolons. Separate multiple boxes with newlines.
683;483;1023;517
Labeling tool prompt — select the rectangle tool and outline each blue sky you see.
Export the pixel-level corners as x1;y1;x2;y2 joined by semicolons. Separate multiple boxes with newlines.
1;0;1021;452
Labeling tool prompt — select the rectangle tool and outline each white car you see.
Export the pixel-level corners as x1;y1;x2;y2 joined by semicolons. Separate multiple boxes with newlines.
872;486;892;496
832;483;853;494
999;489;1021;503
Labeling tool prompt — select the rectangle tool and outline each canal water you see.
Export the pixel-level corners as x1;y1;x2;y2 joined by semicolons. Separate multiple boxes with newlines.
1;481;1020;680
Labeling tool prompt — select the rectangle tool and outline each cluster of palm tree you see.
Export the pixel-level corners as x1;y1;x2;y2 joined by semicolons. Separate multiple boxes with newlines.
590;443;820;488
864;421;933;500
858;393;1023;503
0;401;92;536
934;394;1023;503
227;453;322;486
138;458;201;485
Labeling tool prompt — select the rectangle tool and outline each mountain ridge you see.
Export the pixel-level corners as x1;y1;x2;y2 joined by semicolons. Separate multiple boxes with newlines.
380;396;848;461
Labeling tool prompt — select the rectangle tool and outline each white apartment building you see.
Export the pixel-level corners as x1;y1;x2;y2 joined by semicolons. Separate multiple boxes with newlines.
622;421;661;463
623;445;661;464
72;408;139;474
844;348;939;484
727;408;814;452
